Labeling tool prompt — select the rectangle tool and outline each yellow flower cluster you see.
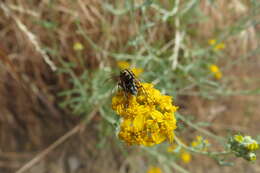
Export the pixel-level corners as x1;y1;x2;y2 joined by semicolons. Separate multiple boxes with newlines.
230;134;259;161
209;64;222;80
112;83;178;146
208;39;225;51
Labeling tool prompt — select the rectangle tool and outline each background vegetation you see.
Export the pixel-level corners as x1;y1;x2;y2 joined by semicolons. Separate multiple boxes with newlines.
0;0;259;172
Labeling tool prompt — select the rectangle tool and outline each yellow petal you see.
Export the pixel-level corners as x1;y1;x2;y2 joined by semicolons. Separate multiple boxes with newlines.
133;114;145;131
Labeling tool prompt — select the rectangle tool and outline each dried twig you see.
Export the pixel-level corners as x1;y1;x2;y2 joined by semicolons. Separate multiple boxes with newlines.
8;4;40;17
171;18;185;70
0;2;57;71
15;108;98;173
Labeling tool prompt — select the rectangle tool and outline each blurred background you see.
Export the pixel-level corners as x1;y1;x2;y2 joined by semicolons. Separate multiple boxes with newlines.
0;0;259;173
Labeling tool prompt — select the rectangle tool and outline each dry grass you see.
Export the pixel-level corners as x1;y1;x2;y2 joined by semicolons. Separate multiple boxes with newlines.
0;0;259;172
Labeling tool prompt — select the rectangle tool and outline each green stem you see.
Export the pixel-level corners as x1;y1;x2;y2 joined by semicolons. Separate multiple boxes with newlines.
143;147;190;173
175;136;231;157
176;113;225;143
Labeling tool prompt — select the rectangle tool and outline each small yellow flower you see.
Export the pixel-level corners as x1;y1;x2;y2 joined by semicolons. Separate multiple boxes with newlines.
191;136;209;151
234;135;244;143
247;142;259;151
73;42;84;51
208;39;225;51
209;64;222;80
209;65;219;73
167;144;178;153
248;153;257;161
147;166;162;173
215;71;222;80
214;43;225;51
243;136;259;151
117;61;130;70
181;151;191;164
112;83;178;146
191;141;198;147
208;39;216;45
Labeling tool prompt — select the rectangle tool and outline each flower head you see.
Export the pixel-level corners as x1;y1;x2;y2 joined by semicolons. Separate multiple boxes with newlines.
243;136;259;151
229;134;259;161
191;135;209;151
209;64;222;80
209;65;219;73
112;83;178;146
234;135;244;143
208;39;225;51
73;42;84;51
247;153;257;161
181;151;191;164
